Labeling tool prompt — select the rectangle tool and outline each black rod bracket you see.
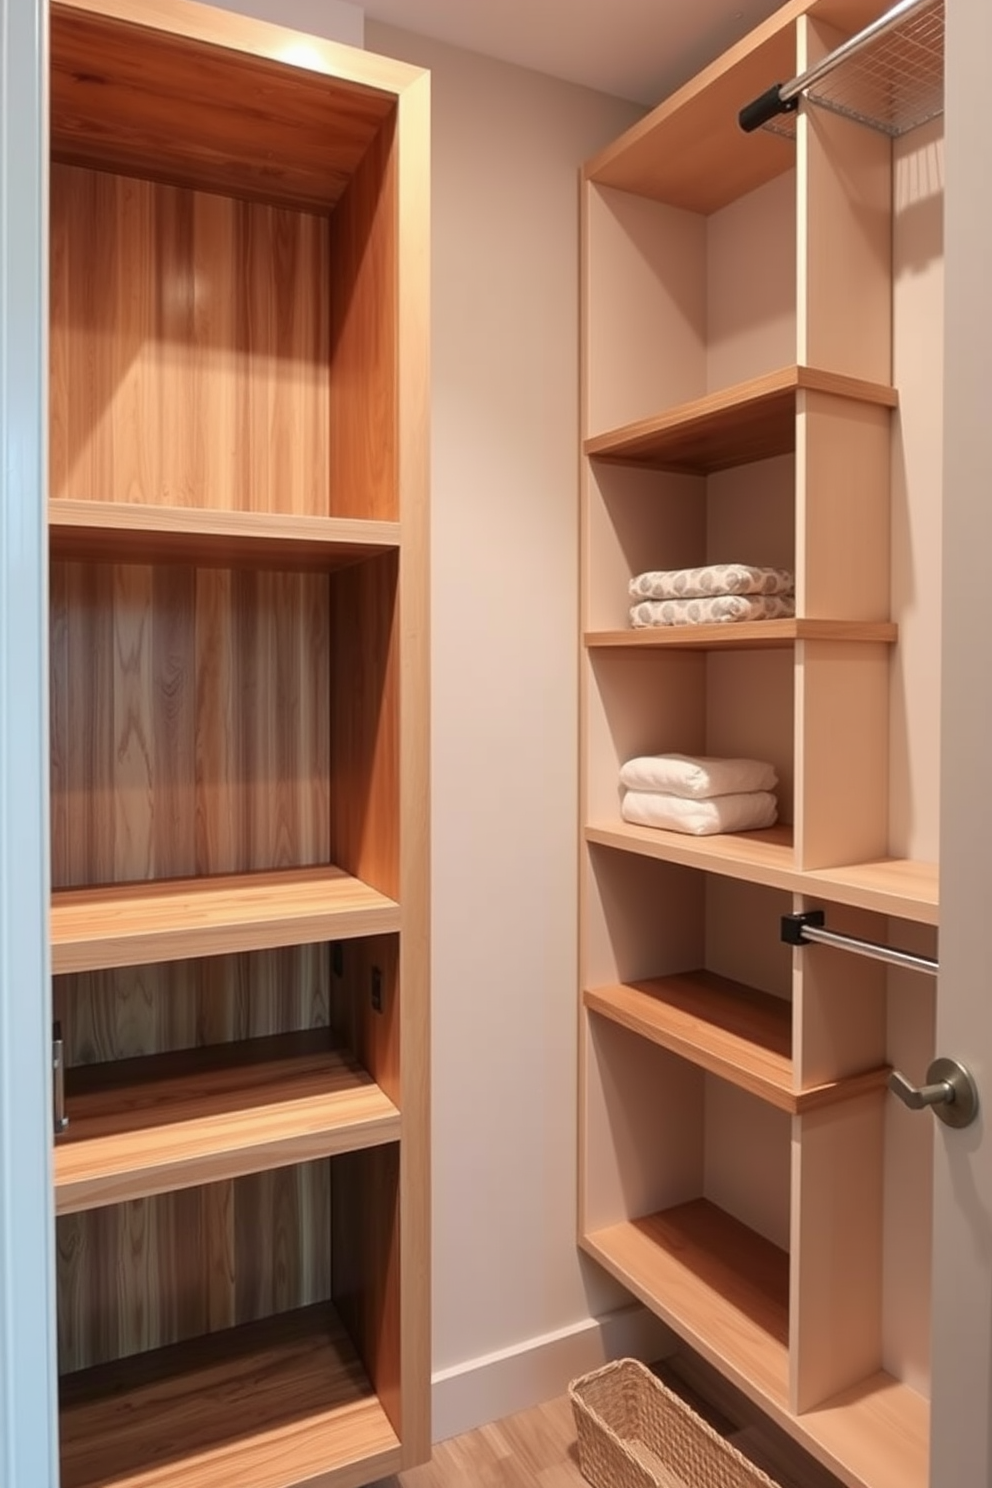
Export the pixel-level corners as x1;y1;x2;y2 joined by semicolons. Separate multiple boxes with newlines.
780;910;825;946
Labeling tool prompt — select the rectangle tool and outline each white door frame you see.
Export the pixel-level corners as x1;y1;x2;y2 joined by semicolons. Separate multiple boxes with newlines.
931;0;992;1480
0;0;59;1482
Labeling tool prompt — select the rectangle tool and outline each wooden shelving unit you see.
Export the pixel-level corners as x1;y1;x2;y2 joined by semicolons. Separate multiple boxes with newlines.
47;1;430;1483
59;1305;402;1488
579;1;938;1483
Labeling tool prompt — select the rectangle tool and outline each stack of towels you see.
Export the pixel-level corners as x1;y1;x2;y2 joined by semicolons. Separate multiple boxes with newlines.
628;562;794;629
620;753;778;836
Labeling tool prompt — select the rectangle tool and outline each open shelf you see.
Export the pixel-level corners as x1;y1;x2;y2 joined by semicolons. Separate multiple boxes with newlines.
801;1370;929;1488
55;1030;399;1214
49;499;401;571
583;1200;790;1410
586;619;898;650
51;867;401;974
58;1301;402;1488
584;973;888;1113
805;857;939;926
587;822;798;892
584;366;898;472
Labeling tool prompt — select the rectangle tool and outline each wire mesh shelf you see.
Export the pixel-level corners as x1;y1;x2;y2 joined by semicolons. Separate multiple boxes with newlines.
762;0;943;140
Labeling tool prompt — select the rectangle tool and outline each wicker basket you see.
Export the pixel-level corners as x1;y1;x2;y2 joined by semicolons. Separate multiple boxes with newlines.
569;1359;783;1488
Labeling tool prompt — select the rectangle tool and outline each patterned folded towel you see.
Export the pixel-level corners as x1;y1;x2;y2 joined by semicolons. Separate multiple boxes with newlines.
629;563;794;601
621;789;778;836
620;754;778;800
630;594;796;628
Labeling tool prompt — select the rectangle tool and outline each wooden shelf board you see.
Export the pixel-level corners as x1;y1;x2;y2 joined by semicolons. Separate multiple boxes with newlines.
51;866;401;974
586;619;898;651
582;1200;790;1411
584;367;898;473
59;1302;402;1488
55;1030;399;1214
49;500;401;571
583;973;889;1113
587;821;799;894
586;826;939;926
584;0;894;212
50;0;425;212
799;1370;929;1488
804;858;939;927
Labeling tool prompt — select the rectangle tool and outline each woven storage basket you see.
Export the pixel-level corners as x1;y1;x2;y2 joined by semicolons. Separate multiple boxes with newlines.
569;1358;783;1488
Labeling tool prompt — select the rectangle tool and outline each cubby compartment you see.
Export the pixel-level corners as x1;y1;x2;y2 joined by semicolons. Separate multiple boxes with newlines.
57;1149;403;1488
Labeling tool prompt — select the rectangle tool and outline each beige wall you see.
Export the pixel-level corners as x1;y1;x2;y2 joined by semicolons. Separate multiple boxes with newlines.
365;19;644;1382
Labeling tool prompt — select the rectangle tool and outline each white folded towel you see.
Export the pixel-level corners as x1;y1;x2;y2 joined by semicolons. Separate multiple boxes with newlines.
630;594;796;628
620;754;778;799
629;563;794;601
621;789;778;836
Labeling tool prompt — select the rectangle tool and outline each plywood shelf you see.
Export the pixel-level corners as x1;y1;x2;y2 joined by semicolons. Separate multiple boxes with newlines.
51;867;401;975
583;0;894;212
58;1302;402;1488
49;500;401;571
586;825;939;925
55;1030;399;1214
584;366;898;473
584;973;888;1113
583;1200;790;1411
586;619;898;650
801;1370;929;1488
587;821;799;893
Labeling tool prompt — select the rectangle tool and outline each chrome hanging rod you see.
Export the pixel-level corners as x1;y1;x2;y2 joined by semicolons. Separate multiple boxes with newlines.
739;0;935;132
781;911;938;976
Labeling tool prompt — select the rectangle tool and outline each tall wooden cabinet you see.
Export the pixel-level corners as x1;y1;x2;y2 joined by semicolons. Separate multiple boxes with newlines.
579;3;939;1487
47;2;430;1485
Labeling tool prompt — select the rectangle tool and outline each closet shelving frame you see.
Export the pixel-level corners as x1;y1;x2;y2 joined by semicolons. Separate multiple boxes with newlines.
579;1;940;1486
47;1;430;1485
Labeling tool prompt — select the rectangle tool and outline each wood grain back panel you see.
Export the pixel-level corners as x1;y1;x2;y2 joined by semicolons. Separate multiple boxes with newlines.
54;947;330;1067
328;113;398;521
57;1162;331;1373
50;165;330;514
50;562;330;887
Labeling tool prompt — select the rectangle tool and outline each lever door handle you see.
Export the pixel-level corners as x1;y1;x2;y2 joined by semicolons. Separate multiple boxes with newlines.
888;1057;978;1128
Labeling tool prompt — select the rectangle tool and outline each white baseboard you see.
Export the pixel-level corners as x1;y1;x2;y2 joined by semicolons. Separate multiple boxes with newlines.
430;1305;674;1444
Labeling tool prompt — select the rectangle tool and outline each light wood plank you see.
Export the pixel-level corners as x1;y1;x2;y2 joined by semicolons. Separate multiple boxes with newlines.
55;1031;399;1213
59;1303;402;1488
583;1201;790;1409
584;366;897;472
800;1371;929;1488
50;0;422;212
805;859;939;926
49;500;400;570
586;821;799;892
586;824;939;924
51;867;400;974
585;620;898;650
584;974;888;1114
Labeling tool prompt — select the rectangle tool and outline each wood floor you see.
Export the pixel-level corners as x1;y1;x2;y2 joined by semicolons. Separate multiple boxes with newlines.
372;1352;848;1488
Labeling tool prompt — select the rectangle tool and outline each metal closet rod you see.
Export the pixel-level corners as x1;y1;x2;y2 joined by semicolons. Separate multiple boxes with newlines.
738;0;934;133
781;910;938;975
